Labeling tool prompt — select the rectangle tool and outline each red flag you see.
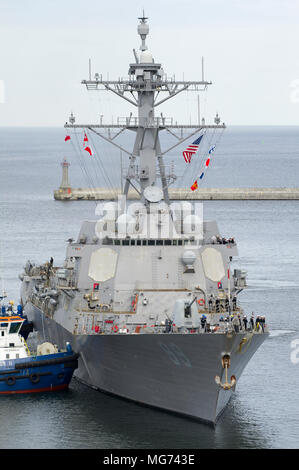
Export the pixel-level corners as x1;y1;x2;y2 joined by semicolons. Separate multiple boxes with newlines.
190;180;198;191
205;158;210;167
84;132;88;143
65;135;71;142
84;146;92;156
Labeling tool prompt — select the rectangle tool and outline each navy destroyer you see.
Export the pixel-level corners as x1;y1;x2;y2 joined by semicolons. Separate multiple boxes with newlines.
20;16;268;424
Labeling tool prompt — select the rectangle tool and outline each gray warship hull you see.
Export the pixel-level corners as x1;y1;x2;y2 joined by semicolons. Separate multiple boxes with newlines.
26;302;267;424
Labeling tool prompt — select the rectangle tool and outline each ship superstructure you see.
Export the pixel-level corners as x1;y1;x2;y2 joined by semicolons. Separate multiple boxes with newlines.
20;16;268;424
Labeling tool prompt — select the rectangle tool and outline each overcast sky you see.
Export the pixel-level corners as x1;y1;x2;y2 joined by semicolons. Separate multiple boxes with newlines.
0;0;299;126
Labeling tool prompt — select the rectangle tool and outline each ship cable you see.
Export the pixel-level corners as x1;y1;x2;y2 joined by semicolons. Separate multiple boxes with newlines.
189;126;225;198
184;126;225;200
177;128;224;199
187;127;218;189
174;126;215;195
176;128;209;189
75;129;103;192
71;130;98;198
87;130;120;201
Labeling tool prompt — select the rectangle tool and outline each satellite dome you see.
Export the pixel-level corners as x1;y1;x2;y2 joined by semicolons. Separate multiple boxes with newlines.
182;250;196;266
140;50;153;63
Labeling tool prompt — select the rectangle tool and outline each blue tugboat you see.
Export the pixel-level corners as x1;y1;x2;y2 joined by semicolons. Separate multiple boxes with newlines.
0;314;78;394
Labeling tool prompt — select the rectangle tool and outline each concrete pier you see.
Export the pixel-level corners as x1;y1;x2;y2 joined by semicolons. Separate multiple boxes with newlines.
55;158;299;201
54;187;299;201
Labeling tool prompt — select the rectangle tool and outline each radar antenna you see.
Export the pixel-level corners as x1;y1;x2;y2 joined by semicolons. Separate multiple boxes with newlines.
65;16;225;206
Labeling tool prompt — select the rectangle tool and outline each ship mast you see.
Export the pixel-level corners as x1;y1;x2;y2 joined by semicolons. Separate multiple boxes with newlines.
65;15;225;206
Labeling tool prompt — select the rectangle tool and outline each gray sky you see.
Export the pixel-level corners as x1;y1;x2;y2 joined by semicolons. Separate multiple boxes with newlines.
0;0;299;126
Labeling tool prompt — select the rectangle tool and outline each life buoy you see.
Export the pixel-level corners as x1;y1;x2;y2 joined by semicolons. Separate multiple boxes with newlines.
112;325;119;333
198;298;205;306
30;373;40;384
6;376;16;386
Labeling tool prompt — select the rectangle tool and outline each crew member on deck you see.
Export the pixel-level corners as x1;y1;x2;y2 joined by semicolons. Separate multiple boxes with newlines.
201;315;207;331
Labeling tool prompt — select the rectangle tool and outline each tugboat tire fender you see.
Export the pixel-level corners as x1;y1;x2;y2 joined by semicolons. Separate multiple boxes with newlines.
30;373;40;384
15;353;79;370
5;376;16;386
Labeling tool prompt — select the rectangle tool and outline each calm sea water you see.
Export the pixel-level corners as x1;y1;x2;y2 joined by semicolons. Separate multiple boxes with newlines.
0;126;299;449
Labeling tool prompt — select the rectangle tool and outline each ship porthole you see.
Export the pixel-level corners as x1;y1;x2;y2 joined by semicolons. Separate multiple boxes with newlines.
6;376;16;386
30;374;40;384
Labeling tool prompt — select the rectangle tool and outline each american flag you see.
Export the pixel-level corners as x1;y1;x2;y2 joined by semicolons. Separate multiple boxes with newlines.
182;135;203;163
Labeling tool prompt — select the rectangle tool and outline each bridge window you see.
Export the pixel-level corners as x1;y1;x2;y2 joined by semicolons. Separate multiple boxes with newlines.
9;322;21;334
110;238;194;246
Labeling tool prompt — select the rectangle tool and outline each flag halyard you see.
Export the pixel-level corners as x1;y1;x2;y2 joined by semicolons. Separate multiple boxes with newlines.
189;144;216;191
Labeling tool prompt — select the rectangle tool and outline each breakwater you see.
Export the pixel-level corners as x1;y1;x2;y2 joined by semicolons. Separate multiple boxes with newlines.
54;187;299;201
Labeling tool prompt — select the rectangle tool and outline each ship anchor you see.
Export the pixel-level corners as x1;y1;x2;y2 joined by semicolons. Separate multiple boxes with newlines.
215;354;236;390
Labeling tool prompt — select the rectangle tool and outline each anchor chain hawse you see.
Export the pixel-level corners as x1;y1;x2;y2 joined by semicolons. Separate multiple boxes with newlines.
215;354;236;390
